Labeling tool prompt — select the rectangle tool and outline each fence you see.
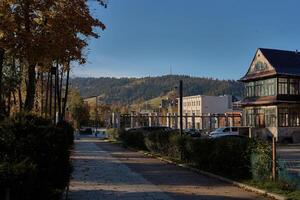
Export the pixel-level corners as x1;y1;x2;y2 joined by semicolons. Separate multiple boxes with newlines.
111;112;242;133
278;159;300;188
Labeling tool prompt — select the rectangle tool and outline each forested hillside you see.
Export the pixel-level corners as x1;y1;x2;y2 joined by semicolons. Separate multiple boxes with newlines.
70;75;244;104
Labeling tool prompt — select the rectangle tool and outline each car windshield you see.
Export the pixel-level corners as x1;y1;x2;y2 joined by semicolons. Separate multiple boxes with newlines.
213;128;226;132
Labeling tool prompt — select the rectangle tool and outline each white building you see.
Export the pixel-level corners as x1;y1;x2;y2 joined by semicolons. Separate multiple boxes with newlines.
178;95;233;129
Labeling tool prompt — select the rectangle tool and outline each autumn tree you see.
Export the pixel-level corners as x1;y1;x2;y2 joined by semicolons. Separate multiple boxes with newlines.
0;0;106;119
67;89;90;128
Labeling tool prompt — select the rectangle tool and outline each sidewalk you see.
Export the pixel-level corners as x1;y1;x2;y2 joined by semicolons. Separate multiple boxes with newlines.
69;137;270;200
69;138;171;200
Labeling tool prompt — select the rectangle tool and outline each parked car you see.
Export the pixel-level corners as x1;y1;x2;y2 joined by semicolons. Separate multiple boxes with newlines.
140;126;173;132
127;126;174;135
184;128;201;137
209;127;239;139
214;134;248;140
80;127;93;135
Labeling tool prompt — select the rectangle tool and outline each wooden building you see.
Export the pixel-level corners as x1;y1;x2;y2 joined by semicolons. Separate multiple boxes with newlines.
240;48;300;143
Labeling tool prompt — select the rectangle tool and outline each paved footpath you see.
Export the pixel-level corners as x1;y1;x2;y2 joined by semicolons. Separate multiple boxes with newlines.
69;137;270;200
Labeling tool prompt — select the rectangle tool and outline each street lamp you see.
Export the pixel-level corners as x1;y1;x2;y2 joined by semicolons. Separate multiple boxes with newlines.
179;80;183;136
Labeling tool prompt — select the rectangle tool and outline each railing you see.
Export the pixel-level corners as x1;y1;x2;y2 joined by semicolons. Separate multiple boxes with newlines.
111;113;242;133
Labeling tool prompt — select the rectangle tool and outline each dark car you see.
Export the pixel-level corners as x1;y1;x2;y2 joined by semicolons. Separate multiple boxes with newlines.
127;126;174;135
80;127;93;135
184;128;201;137
140;126;173;132
213;134;248;140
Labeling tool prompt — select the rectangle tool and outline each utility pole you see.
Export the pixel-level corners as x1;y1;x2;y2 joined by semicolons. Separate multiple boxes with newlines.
179;80;183;136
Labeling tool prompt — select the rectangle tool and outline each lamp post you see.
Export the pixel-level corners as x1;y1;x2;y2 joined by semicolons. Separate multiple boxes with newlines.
179;80;183;136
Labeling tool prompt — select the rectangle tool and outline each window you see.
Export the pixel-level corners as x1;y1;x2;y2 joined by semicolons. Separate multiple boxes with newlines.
255;108;265;127
245;78;276;97
278;78;288;95
265;79;276;96
265;108;276;127
223;127;230;132
245;109;254;126
278;107;300;127
255;81;263;96
245;107;276;127
231;127;238;132
289;79;300;95
278;108;289;127
254;61;267;71
289;111;300;127
246;82;255;97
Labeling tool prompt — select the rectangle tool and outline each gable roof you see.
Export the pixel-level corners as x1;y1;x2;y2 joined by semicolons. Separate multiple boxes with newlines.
240;48;300;81
260;48;300;75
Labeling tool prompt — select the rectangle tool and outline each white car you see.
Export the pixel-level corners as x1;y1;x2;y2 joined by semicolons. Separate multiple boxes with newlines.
209;127;239;139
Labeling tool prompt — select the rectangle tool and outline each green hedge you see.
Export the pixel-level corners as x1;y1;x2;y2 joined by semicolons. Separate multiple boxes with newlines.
106;128;123;140
0;113;74;200
118;128;271;180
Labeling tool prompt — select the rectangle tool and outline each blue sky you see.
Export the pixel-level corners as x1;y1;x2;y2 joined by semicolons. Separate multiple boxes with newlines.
72;0;300;80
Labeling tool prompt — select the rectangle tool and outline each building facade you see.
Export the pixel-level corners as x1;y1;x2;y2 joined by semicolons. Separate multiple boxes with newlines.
178;95;233;129
240;48;300;143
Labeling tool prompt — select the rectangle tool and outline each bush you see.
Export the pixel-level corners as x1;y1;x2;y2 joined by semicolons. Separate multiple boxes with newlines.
211;137;252;179
118;128;272;181
106;128;124;140
250;140;272;181
0;113;74;200
144;130;171;155
168;133;190;160
186;138;214;169
120;129;146;150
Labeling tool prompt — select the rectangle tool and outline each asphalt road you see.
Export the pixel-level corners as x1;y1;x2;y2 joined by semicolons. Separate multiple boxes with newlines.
277;145;300;177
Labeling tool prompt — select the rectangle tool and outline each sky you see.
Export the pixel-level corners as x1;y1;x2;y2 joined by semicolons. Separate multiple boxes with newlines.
72;0;300;80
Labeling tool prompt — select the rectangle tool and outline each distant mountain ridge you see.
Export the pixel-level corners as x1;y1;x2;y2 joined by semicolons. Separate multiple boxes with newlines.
70;75;244;104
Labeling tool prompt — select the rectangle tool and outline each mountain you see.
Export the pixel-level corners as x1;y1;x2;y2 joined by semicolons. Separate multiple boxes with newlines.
70;75;244;104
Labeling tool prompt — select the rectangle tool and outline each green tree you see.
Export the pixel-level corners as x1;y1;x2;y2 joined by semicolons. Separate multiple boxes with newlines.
68;89;89;128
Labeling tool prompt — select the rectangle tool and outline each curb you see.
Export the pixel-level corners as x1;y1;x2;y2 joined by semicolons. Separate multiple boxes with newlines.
142;151;287;200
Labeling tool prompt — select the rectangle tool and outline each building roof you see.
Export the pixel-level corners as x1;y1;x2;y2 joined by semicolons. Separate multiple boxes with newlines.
177;94;231;99
241;48;300;81
260;48;300;75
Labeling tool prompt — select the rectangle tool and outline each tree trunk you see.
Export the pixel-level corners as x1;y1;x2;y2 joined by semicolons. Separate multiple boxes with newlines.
35;72;40;112
0;48;5;117
62;64;70;120
7;93;11;115
18;86;23;111
13;92;17;106
55;64;61;122
58;67;64;121
49;68;53;118
40;72;44;116
45;70;50;117
53;62;58;123
24;63;36;111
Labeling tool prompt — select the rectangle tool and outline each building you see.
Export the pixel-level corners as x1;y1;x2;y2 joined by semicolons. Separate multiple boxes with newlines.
178;95;233;129
240;48;300;143
83;96;99;107
160;98;178;114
